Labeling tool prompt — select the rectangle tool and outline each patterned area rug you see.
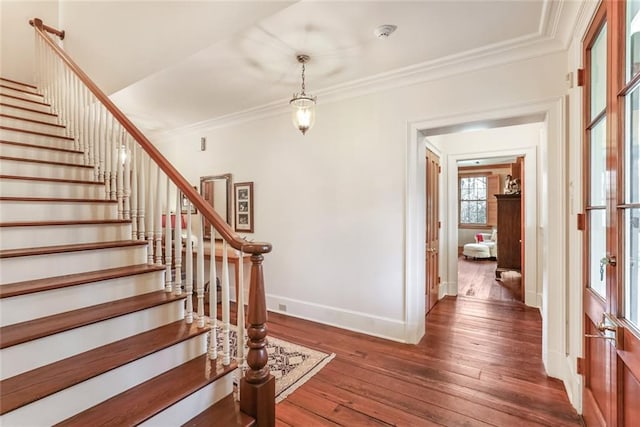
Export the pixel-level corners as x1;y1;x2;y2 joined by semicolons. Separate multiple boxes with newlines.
214;324;335;403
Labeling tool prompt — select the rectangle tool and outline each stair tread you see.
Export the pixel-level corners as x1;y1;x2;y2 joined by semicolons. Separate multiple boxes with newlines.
56;355;236;426
0;93;50;106
0;77;38;90
0;218;129;227
0;139;81;153
0;114;61;128
0;125;73;140
0;290;186;349
184;394;256;427
0;155;93;168
0;263;164;299
0;86;43;97
0;320;208;415
0;103;58;117
0;174;102;185
0;239;147;259
0;196;115;203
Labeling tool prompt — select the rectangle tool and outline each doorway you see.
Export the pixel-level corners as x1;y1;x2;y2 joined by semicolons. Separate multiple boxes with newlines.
456;156;524;302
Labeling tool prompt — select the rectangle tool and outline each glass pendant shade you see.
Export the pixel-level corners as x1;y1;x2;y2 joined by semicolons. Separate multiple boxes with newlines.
290;95;316;135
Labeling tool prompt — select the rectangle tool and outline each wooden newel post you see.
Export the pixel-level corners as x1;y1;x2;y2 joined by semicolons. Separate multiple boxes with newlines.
240;253;275;427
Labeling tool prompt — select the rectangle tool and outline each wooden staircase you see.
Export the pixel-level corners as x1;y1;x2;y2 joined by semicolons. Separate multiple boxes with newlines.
0;77;254;425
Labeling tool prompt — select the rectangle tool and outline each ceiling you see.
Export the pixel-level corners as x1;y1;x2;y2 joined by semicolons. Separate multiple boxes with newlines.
67;0;579;134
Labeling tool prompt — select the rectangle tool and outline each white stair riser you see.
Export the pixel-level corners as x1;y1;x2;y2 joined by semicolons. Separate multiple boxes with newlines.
0;333;207;426
0;200;116;222
141;372;233;427
0;116;68;137
0;158;93;181
0;142;84;163
0;80;39;93
0;270;165;326
0;299;186;380
0;221;132;250
0;95;51;113
0;178;105;199
0;87;44;103
0;104;60;124
0;128;75;149
0;245;148;283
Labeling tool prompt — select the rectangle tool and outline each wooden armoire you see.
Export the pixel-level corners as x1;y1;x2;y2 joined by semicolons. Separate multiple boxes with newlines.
495;193;521;279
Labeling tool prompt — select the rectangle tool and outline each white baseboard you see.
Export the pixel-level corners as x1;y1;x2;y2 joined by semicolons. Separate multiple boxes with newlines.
562;355;583;413
266;294;407;343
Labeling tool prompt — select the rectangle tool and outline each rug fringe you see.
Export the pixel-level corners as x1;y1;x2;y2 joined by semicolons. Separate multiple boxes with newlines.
275;353;336;403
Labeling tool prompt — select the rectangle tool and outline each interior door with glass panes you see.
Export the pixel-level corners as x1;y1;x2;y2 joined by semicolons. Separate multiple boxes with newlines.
582;1;640;426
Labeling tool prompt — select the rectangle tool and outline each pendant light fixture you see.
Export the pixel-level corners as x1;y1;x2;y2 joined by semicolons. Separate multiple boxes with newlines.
290;54;316;135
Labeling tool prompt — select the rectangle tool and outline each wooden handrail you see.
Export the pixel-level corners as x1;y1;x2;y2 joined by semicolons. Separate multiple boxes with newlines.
29;18;270;256
28;19;64;40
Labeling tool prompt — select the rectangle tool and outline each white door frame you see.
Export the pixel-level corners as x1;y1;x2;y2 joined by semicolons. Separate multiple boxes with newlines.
404;98;569;387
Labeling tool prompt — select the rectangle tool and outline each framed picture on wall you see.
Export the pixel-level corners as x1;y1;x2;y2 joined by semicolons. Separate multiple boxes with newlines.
234;182;254;233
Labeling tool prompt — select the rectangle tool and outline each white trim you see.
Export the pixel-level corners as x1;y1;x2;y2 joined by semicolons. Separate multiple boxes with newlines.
404;97;562;348
266;294;407;343
446;146;538;307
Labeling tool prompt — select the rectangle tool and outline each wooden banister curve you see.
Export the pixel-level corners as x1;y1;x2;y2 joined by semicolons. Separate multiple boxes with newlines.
29;18;271;257
28;19;65;40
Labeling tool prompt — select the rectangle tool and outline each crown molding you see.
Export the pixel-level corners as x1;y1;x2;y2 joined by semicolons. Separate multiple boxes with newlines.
156;1;576;139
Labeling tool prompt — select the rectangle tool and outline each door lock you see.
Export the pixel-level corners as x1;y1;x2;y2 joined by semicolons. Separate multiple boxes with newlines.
599;255;617;281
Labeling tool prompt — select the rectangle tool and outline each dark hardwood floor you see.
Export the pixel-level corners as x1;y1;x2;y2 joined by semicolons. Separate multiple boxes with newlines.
265;297;581;426
458;256;521;302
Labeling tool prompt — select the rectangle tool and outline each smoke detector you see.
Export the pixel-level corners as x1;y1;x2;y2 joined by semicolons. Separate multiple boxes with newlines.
374;24;397;39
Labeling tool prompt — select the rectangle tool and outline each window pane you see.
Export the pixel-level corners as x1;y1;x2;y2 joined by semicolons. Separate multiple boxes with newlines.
591;23;607;119
625;208;640;328
460;177;488;224
590;118;607;206
627;1;640;81
589;209;607;299
627;87;640;204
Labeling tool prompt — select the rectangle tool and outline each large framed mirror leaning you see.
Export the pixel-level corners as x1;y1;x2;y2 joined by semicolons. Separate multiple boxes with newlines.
200;173;232;240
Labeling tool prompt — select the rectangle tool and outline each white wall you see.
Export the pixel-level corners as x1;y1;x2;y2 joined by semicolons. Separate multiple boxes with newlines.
154;51;568;343
0;1;58;84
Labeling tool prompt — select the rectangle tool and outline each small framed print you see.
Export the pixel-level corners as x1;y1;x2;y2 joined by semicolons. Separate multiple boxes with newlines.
234;182;254;233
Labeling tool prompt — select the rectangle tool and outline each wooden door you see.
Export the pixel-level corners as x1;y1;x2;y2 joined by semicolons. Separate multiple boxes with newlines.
582;2;640;425
426;149;440;313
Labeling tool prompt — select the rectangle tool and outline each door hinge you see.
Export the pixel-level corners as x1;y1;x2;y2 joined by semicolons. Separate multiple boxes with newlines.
577;357;585;375
577;213;586;231
437;276;441;284
438;221;441;229
577;68;585;87
438;166;442;173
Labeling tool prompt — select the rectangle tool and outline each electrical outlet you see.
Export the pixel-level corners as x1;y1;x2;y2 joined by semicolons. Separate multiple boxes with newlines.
278;304;287;312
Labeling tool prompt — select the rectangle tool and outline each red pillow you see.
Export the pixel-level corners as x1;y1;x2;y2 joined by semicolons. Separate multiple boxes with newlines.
476;233;484;242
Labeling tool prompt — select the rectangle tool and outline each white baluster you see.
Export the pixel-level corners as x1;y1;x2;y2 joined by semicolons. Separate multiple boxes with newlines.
122;135;131;220
116;128;124;219
208;223;218;360
130;142;138;239
146;158;155;265
237;249;246;366
137;149;146;241
154;166;163;265
109;119;117;201
185;204;194;323
164;178;173;293
197;215;205;328
174;189;183;296
222;240;231;366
